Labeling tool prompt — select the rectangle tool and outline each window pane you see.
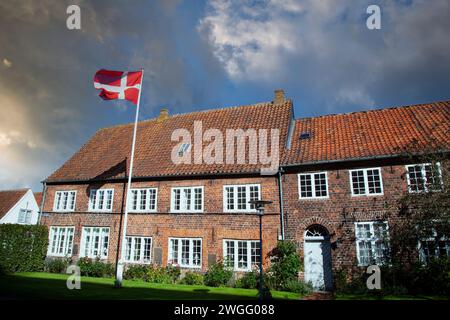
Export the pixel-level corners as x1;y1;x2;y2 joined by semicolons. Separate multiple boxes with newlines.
351;171;365;195
314;173;327;197
251;241;260;266
193;240;201;266
181;239;190;265
237;187;246;210
226;187;234;210
249;186;259;209
149;189;156;210
194;188;202;211
408;165;424;192
237;241;248;269
224;241;235;268
143;238;152;262
367;169;382;194
300;175;312;198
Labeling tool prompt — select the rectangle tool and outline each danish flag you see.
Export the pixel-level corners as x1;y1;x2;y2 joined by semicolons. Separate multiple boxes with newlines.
93;69;142;105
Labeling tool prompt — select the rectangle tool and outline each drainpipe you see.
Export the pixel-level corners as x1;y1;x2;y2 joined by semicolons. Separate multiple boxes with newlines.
277;169;285;240
37;182;47;225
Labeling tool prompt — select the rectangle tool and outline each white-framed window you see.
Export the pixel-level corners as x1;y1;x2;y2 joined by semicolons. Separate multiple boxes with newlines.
223;184;261;212
355;221;389;266
47;226;75;257
418;227;450;263
406;163;443;193
89;189;114;212
298;172;329;199
168;237;202;268
18;209;32;224
349;168;383;196
124;236;152;264
80;227;110;259
53;191;76;212
129;188;157;212
171;187;204;213
223;239;260;271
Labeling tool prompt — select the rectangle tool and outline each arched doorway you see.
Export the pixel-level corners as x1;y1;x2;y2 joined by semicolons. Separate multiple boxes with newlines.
304;225;333;291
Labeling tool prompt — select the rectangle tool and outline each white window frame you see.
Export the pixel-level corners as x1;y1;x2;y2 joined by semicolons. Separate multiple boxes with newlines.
223;239;261;271
53;191;77;212
355;221;389;266
223;184;261;213
80;227;110;259
406;162;443;193
168;237;202;268
129;188;158;213
88;189;114;212
170;186;204;213
18;209;32;224
124;236;152;264
298;172;329;199
349;168;384;196
47;226;75;257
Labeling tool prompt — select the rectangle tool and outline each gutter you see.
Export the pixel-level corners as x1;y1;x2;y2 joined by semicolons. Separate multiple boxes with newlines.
277;168;285;240
37;182;47;225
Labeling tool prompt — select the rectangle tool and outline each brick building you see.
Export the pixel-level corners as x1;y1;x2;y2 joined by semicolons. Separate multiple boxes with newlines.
39;92;449;290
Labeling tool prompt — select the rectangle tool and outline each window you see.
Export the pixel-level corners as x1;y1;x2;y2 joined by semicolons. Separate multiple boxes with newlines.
48;226;74;257
419;228;450;263
168;237;202;268
406;163;443;193
80;227;110;259
355;221;389;266
350;168;383;196
18;209;32;224
129;188;157;212
178;143;191;157
89;189;114;212
298;172;328;199
223;239;261;271
124;236;152;263
171;187;203;212
54;191;76;212
223;184;261;212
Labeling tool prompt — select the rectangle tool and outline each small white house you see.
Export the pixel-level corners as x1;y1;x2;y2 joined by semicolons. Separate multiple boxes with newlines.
0;189;41;225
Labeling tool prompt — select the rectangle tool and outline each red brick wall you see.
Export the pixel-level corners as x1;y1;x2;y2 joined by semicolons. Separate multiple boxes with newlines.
282;162;408;274
41;176;281;270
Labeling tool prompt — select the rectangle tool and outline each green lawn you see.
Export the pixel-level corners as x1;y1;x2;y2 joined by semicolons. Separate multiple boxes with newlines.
0;272;301;300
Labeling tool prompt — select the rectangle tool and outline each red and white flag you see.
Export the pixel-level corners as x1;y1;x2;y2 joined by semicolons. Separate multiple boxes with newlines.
93;69;142;105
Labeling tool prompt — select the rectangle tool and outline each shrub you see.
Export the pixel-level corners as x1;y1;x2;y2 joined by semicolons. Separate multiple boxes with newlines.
145;266;173;284
123;264;149;280
267;240;301;290
77;257;114;278
204;261;233;287
0;224;48;273
236;270;258;289
179;271;204;285
283;279;313;294
45;258;71;274
166;265;181;282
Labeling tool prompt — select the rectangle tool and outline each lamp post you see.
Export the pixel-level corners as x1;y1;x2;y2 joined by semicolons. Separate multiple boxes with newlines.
248;199;272;301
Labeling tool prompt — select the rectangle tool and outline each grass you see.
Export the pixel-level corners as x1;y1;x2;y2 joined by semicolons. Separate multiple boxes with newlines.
0;272;301;300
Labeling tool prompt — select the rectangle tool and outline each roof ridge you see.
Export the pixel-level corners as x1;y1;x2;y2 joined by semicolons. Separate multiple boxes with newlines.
98;100;292;131
0;188;29;193
296;100;450;122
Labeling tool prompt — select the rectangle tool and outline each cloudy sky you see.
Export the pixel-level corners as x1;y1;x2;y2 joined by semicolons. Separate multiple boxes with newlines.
0;0;449;191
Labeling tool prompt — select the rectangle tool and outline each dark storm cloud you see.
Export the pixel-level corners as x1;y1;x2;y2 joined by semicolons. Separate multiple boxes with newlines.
0;0;222;190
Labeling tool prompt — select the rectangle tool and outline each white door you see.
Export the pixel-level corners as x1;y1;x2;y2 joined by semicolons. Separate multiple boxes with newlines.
304;240;326;290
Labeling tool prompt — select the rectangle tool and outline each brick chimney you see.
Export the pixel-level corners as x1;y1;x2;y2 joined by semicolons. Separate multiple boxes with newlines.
157;108;169;122
274;89;285;104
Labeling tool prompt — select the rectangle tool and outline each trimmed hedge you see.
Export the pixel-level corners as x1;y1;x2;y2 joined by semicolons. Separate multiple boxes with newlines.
0;224;48;274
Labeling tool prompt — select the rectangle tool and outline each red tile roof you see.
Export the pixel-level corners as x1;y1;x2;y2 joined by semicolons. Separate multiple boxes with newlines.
46;101;293;182
34;192;43;208
282;101;450;166
0;189;28;219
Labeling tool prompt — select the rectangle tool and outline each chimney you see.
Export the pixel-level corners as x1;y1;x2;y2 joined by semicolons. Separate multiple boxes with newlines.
157;108;169;122
274;89;285;104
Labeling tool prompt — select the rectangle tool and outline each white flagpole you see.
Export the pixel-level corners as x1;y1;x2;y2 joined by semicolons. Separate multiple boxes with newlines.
115;68;144;288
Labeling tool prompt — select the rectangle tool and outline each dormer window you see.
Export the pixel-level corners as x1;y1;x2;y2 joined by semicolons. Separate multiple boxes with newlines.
178;143;191;157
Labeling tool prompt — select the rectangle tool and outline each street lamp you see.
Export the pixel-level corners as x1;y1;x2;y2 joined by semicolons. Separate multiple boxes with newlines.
248;199;272;301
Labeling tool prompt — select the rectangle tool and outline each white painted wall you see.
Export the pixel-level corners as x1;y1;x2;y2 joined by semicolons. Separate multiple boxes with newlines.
0;189;39;225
